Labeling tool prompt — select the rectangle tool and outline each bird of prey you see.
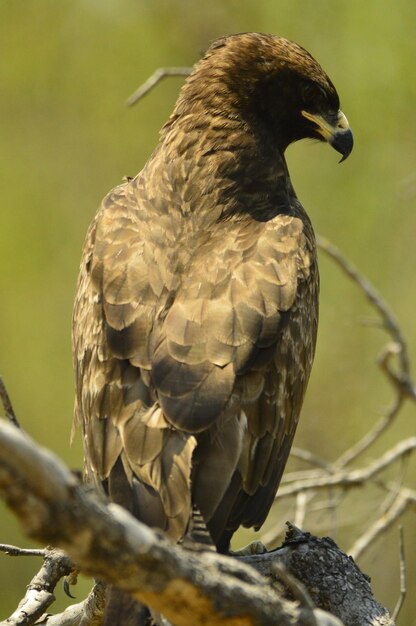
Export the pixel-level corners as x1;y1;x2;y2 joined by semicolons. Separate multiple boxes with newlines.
73;33;353;555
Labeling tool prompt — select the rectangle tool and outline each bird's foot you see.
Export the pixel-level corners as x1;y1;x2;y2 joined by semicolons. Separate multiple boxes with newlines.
63;568;79;598
230;540;268;556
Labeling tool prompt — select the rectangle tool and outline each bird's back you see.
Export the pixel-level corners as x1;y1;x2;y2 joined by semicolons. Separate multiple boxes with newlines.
73;148;318;549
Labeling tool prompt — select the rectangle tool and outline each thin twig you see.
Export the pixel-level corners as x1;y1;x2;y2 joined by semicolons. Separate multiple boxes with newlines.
317;236;412;380
317;237;415;472
392;526;407;621
3;548;74;626
276;438;416;500
126;67;192;106
335;395;402;469
0;543;46;557
376;451;409;520
265;439;416;550
290;447;335;473
282;467;329;484
293;492;310;530
348;486;416;560
306;493;345;515
0;376;20;428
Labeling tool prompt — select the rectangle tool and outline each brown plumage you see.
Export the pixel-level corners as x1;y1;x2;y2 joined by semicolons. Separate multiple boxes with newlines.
73;33;352;556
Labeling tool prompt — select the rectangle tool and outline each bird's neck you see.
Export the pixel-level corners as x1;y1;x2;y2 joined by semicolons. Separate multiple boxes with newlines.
157;107;296;223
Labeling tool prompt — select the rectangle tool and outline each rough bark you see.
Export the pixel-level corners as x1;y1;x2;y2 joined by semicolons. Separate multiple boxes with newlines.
240;526;393;626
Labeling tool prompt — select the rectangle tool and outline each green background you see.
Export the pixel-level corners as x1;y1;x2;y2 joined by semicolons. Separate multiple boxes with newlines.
1;1;415;622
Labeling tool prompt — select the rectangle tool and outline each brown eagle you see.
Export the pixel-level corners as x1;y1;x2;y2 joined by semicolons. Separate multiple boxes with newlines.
73;33;352;555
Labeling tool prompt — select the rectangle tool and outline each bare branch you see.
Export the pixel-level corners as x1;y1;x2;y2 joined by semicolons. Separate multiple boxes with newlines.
290;447;335;473
392;526;407;622
263;438;416;556
293;492;310;530
2;548;73;626
0;543;46;557
0;376;20;429
127;67;192;106
317;237;416;474
348;486;416;560
36;583;106;626
335;395;403;469
317;236;413;383
275;438;416;500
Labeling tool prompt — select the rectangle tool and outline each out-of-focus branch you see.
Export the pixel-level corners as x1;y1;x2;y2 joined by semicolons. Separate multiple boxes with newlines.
392;526;407;622
276;438;416;499
126;67;192;106
349;486;416;560
317;236;416;469
290;447;335;473
335;347;406;469
317;236;414;386
263;439;416;550
0;376;20;429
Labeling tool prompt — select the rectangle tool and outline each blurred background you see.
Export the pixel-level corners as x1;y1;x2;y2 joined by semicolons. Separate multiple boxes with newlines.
1;0;415;622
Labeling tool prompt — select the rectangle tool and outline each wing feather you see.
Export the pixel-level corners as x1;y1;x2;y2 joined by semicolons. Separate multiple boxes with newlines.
73;171;317;544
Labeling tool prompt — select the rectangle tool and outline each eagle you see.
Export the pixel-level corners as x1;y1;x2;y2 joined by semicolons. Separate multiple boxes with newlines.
73;33;352;558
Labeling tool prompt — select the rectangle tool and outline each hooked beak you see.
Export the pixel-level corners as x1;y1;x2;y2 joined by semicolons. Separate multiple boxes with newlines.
301;109;353;162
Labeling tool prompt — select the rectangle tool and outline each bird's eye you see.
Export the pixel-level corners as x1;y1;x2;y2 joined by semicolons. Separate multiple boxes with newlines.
301;82;327;108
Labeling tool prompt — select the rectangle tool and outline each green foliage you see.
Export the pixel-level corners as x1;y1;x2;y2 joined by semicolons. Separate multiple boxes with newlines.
0;1;415;621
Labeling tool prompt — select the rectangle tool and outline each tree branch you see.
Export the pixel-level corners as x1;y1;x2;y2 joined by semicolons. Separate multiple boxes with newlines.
0;543;46;557
348;486;416;560
316;237;414;386
126;68;192;106
275;438;416;499
2;548;73;626
392;526;406;622
0;420;346;626
35;583;106;626
317;237;416;470
0;376;20;429
241;525;394;626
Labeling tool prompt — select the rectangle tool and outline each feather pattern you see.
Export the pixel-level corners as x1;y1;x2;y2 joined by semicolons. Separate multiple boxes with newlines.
73;32;351;552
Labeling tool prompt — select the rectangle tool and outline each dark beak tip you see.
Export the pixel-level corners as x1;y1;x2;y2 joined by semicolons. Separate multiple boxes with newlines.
331;129;354;163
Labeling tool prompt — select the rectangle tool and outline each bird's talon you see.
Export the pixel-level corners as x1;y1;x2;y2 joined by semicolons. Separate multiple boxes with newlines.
231;540;268;556
63;570;78;598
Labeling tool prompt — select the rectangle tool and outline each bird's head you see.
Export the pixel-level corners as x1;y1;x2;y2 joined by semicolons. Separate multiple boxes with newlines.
183;33;353;161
